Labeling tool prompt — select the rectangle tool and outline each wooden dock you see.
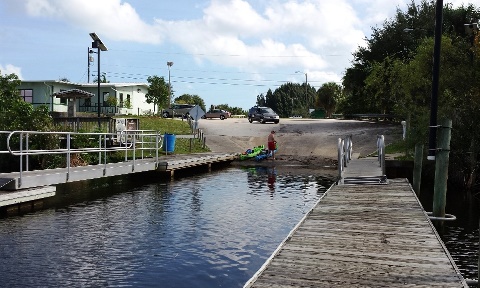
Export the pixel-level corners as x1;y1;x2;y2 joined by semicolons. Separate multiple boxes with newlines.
245;155;467;287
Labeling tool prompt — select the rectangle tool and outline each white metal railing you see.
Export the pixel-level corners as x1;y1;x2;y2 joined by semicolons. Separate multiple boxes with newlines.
337;134;353;179
377;135;386;175
2;130;163;181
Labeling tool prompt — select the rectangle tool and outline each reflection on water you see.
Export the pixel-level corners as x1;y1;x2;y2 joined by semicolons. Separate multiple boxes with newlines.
1;166;479;286
0;167;333;288
438;193;480;281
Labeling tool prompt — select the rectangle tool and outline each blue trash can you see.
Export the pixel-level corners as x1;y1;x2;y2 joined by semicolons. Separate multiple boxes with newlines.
163;133;176;153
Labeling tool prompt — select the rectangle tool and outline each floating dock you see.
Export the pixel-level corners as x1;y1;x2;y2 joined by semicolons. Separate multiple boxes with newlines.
245;157;467;287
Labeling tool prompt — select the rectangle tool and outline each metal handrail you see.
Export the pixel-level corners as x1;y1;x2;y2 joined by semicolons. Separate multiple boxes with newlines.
3;130;163;182
377;135;386;175
338;135;353;179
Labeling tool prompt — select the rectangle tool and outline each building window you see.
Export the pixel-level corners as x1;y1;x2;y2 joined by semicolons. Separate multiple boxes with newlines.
103;92;109;106
119;93;124;107
19;89;33;103
59;89;67;104
84;98;91;106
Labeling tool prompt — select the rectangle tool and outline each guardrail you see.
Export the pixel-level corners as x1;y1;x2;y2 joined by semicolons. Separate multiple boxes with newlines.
1;130;163;181
377;135;386;176
337;135;386;181
337;135;353;179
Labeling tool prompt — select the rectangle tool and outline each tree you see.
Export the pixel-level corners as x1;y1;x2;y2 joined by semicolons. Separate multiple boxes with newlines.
0;72;56;171
208;103;245;115
269;84;307;117
316;82;342;118
93;72;109;83
341;1;480;191
175;94;206;112
146;75;169;114
342;1;479;114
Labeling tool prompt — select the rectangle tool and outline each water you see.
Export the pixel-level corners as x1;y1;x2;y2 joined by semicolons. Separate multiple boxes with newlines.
419;186;480;282
439;193;480;281
1;167;479;287
0;167;333;287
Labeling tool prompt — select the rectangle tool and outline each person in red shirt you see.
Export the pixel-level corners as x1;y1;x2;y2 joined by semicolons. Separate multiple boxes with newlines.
267;130;276;160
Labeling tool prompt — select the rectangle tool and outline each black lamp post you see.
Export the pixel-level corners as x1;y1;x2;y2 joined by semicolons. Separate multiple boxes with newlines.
89;33;108;121
427;0;444;161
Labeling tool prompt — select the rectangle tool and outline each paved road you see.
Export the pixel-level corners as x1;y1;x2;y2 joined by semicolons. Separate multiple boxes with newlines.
197;118;402;160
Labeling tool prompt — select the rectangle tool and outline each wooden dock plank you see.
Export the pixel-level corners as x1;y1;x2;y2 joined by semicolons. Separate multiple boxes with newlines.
343;157;383;178
245;179;467;287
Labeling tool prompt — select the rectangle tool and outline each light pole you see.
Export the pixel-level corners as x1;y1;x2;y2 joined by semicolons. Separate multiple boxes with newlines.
427;0;443;160
295;71;308;105
89;33;107;122
167;61;174;107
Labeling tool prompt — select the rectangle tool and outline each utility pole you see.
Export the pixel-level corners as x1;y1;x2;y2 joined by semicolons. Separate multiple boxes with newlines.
87;48;94;83
167;61;174;107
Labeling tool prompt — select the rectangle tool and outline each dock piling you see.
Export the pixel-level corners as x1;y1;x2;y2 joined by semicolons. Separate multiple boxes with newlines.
433;118;452;219
413;143;423;196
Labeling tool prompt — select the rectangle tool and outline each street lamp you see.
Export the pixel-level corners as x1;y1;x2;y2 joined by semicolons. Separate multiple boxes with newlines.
167;61;174;107
295;71;308;105
89;33;107;121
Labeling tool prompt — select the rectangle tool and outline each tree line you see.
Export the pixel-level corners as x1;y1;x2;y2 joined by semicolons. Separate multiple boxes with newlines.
340;0;480;192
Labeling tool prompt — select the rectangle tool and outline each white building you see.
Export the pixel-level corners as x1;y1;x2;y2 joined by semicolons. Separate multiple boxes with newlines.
17;80;155;116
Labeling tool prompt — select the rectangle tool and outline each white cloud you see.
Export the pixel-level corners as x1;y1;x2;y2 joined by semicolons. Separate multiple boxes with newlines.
153;0;368;84
24;0;162;44
0;64;23;79
19;0;474;87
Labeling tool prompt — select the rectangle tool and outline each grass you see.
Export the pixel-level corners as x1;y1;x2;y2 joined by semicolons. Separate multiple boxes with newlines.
137;116;210;154
365;139;413;160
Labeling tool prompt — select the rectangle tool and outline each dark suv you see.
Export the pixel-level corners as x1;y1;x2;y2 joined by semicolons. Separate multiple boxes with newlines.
248;106;280;124
162;104;195;118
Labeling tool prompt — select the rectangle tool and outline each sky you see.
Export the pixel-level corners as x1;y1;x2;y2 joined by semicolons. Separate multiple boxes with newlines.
0;0;476;110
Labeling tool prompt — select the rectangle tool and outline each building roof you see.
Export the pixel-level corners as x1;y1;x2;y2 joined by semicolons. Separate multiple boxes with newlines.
52;89;94;99
21;80;148;88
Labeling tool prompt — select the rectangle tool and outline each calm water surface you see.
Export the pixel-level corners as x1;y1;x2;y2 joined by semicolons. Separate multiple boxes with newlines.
0;167;333;287
1;167;479;287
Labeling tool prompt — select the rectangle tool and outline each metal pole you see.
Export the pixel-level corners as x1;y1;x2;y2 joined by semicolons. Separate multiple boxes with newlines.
87;47;90;83
413;143;424;196
432;118;451;218
168;67;171;106
305;73;307;105
427;0;444;160
97;44;101;128
167;61;173;108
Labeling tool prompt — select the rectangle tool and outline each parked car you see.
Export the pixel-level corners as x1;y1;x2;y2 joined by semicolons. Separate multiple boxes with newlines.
202;109;231;120
162;104;196;118
248;106;280;124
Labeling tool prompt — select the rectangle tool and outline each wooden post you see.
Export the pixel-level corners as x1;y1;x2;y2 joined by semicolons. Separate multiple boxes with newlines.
432;119;452;218
413;143;423;196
